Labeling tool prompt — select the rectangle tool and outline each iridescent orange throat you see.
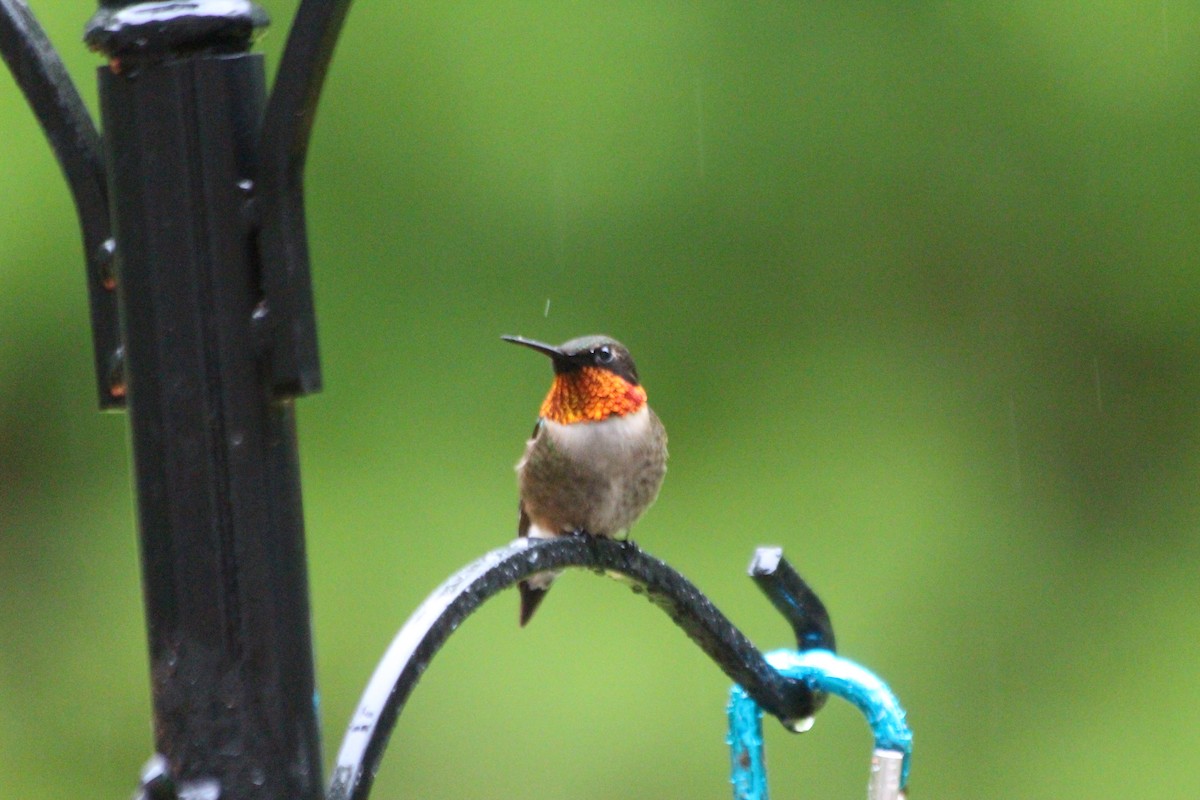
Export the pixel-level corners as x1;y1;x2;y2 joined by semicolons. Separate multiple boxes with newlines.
539;367;647;424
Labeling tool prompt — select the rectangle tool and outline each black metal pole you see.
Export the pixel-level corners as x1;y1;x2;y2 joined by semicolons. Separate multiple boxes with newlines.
85;3;322;798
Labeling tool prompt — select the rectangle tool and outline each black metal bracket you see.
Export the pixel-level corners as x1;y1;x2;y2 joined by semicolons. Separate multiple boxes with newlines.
1;0;353;403
0;0;123;409
254;0;354;397
327;537;835;800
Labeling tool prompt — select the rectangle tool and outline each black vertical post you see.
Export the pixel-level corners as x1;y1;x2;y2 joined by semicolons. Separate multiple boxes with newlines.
85;3;323;798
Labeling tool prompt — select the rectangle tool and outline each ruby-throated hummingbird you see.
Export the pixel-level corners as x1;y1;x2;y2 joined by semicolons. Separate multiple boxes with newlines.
502;334;668;626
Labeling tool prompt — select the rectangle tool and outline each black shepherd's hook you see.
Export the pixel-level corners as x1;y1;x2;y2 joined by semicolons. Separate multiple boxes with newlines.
327;536;835;800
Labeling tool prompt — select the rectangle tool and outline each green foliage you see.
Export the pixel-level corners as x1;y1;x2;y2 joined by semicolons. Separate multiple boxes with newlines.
3;2;1199;797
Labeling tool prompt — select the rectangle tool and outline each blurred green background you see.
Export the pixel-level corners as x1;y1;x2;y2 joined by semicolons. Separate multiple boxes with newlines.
3;2;1199;797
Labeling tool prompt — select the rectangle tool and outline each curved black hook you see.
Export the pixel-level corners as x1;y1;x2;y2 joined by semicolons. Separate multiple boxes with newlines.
750;546;837;653
1;0;122;409
255;0;355;397
327;536;834;800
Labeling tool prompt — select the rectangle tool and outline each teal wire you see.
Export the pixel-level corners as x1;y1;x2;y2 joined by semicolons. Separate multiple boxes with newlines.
727;681;768;800
727;649;912;800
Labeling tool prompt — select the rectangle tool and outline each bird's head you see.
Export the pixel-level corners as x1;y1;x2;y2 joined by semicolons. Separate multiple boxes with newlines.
502;334;647;424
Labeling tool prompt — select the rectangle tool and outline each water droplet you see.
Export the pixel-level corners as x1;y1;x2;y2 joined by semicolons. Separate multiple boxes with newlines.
181;778;220;800
108;346;126;399
787;715;815;733
97;238;117;289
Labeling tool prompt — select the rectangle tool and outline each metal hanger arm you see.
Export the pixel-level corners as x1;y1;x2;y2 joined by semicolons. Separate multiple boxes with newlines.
328;536;834;800
255;0;355;397
1;0;122;409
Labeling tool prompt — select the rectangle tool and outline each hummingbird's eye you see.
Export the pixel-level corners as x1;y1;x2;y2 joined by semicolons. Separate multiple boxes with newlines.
595;345;615;364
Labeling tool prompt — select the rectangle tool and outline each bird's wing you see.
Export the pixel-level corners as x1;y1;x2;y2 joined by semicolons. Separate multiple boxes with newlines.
517;418;551;625
517;419;542;538
518;501;531;538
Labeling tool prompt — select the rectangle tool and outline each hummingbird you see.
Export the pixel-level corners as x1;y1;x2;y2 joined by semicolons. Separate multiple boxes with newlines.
502;334;668;626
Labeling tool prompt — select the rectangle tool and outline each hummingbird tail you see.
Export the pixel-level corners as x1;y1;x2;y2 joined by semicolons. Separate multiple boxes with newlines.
518;579;550;627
